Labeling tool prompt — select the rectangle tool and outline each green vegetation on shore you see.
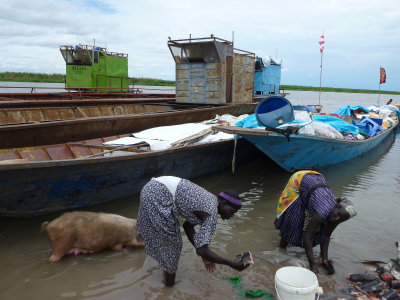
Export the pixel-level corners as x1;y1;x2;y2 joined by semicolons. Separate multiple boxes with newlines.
129;77;175;86
281;85;400;95
1;72;399;94
0;72;66;83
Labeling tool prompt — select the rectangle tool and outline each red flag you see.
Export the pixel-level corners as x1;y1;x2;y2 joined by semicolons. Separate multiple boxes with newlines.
380;67;386;84
319;32;325;53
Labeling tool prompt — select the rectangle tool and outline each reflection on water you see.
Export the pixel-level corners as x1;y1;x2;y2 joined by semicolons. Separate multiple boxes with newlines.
0;90;399;299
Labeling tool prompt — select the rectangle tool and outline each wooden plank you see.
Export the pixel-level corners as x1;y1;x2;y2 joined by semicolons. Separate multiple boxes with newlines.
46;144;75;160
0;158;30;164
18;149;48;161
85;106;101;117
0;109;8;124
24;109;45;122
42;108;61;121
0;151;20;161
113;105;125;115
6;111;24;123
212;125;273;136
67;143;149;153
58;108;76;120
75;107;88;118
124;104;135;114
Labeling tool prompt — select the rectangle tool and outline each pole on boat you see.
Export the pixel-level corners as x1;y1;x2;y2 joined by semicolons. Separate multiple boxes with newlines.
318;30;325;106
378;83;381;107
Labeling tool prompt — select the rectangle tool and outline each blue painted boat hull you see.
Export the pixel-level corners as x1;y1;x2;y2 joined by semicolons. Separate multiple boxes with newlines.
240;127;397;172
0;139;259;217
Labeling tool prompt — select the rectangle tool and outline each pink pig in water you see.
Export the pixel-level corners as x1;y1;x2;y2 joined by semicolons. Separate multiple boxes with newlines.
41;211;144;262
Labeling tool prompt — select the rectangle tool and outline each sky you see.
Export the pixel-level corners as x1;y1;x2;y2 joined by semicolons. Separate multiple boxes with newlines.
1;0;399;91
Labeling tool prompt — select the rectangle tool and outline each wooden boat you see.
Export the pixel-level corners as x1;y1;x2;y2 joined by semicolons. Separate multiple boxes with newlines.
0;135;259;217
213;120;399;172
0;101;256;149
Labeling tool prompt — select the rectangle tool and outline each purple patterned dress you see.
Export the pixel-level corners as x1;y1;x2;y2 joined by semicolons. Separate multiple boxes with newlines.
274;174;336;248
137;178;218;274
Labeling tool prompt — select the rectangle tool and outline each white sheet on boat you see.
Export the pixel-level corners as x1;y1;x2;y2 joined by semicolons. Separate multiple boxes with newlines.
298;121;344;139
104;114;241;150
294;110;312;122
261;56;282;66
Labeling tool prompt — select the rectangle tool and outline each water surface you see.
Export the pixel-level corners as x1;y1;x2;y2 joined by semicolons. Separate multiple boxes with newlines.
0;87;399;299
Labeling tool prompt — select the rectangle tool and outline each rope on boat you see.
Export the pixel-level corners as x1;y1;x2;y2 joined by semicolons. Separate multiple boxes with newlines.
232;136;237;174
265;126;293;142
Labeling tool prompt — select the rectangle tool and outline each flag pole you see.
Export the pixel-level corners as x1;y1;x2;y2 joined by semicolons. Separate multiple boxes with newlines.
318;29;324;105
378;83;381;107
318;50;323;105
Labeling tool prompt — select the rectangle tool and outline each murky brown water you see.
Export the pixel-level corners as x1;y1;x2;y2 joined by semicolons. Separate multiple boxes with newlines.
1;88;399;299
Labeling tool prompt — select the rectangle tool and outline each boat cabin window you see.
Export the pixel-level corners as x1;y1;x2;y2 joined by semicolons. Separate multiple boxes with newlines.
169;42;220;64
60;49;92;65
60;46;102;65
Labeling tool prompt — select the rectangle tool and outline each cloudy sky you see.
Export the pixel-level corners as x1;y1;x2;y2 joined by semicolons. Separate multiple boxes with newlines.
1;0;399;91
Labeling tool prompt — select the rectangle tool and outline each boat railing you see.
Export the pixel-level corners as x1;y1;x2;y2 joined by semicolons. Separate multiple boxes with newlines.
168;35;233;45
60;45;128;58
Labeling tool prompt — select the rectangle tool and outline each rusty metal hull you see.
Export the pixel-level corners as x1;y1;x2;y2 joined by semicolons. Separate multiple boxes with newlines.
0;138;259;218
0;103;256;148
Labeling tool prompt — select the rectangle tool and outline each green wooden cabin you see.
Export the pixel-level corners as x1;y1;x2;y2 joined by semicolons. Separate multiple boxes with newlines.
60;45;128;92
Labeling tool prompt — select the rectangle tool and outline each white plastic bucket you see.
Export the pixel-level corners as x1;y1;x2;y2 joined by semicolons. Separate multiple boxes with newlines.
275;266;319;300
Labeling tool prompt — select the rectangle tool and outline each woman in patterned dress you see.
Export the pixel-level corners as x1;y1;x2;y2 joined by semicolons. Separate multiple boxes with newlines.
137;176;250;287
274;171;357;275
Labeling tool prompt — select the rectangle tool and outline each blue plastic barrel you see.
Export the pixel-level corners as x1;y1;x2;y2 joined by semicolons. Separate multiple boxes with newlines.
255;96;294;128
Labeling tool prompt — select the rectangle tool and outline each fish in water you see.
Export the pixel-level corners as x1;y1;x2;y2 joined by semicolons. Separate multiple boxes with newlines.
235;251;254;265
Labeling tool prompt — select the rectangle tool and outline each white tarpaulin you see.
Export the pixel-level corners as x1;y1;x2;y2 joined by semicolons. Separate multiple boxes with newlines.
104;114;246;150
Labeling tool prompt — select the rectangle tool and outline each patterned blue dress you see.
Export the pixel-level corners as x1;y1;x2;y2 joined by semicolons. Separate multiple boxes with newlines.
274;174;336;248
136;178;218;274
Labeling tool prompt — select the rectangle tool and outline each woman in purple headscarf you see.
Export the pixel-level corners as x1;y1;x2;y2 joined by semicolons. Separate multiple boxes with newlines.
137;176;250;287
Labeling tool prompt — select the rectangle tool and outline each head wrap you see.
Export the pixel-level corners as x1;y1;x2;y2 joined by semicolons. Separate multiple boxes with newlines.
219;192;242;207
336;197;357;218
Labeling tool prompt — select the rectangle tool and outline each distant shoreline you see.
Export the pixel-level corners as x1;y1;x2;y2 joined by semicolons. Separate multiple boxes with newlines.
281;85;400;95
1;71;399;95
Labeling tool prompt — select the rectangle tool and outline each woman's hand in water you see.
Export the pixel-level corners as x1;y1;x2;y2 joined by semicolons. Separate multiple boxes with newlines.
322;259;335;275
310;264;319;274
230;260;250;271
202;257;216;272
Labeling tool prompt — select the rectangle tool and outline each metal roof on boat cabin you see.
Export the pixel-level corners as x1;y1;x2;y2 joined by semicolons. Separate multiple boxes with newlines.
60;44;128;65
168;35;254;64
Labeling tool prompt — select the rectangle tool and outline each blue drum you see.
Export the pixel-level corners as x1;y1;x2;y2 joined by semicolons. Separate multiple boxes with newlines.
255;96;294;128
